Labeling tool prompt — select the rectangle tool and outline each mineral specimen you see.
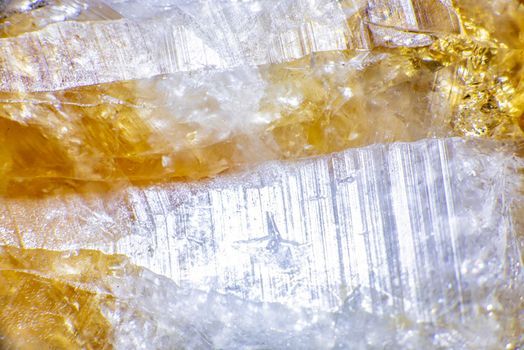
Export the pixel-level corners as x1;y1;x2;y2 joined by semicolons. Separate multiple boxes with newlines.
0;0;522;197
0;0;523;349
1;138;522;349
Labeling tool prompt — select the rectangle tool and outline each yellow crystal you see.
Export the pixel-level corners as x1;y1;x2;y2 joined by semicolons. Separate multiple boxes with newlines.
0;246;132;349
0;2;522;198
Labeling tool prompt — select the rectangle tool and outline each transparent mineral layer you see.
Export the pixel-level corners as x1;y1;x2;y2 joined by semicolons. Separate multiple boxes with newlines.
0;138;522;348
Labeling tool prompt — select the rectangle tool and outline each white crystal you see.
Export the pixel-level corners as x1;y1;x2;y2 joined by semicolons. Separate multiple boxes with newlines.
2;137;520;348
0;0;460;92
112;138;522;316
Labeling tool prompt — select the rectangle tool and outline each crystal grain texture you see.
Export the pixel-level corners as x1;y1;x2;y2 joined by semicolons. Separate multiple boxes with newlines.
0;0;522;349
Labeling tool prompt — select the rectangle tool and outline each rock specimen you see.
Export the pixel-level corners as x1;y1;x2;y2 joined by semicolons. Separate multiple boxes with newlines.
0;0;522;349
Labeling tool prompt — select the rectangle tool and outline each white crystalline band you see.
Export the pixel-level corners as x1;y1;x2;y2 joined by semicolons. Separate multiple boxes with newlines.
0;0;460;92
106;137;522;349
112;138;521;319
1;138;521;323
0;0;349;92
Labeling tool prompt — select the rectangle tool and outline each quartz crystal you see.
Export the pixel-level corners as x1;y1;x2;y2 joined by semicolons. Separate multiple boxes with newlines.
0;0;523;349
2;138;522;349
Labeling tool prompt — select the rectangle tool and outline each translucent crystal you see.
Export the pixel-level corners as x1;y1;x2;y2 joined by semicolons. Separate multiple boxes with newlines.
0;0;120;37
107;138;523;348
87;138;524;313
0;138;521;349
0;246;129;349
0;51;454;194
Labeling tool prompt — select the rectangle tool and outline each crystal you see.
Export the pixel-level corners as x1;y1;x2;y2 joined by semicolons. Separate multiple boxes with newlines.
100;137;524;348
0;0;469;194
0;52;451;194
0;0;521;195
0;0;523;348
0;246;129;349
3;138;522;348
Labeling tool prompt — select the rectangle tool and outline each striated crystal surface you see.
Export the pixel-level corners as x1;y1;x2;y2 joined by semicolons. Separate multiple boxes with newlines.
0;138;521;349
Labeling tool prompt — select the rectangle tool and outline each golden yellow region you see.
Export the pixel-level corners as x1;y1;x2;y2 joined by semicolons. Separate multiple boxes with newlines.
0;246;132;349
0;47;521;196
269;0;524;155
0;51;435;195
265;50;448;158
0;1;63;37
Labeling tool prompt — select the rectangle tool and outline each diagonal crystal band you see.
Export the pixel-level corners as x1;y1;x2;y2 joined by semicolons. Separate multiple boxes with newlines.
116;137;521;318
0;0;460;92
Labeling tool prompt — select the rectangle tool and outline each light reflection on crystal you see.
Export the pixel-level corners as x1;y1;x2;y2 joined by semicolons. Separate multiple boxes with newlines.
0;138;521;348
0;0;523;348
